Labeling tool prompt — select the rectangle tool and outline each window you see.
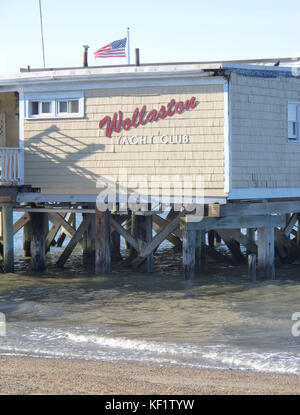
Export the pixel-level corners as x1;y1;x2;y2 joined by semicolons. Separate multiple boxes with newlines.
42;102;52;114
25;92;83;119
31;101;39;115
58;101;68;113
70;100;79;113
57;99;79;114
29;101;53;116
288;102;300;140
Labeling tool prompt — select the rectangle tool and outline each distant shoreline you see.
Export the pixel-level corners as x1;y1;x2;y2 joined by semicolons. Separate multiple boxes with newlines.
0;356;300;395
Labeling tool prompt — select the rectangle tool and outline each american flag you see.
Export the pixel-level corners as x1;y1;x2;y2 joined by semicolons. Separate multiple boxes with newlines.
94;38;127;58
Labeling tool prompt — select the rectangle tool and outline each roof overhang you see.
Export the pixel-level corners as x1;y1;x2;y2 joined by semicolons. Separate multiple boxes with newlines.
1;59;299;91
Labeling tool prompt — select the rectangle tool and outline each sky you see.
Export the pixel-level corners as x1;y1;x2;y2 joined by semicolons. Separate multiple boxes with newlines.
1;0;300;74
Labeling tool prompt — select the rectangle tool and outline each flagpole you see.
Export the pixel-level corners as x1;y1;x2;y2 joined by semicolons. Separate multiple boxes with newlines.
127;27;130;65
38;0;46;68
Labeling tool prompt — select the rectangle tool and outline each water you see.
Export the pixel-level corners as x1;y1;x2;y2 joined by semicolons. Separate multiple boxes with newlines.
1;215;300;375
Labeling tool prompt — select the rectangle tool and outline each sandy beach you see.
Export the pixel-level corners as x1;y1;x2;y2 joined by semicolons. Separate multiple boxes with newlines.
0;357;299;395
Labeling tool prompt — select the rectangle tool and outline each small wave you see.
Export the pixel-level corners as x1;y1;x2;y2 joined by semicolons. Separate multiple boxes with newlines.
8;301;63;318
1;332;300;375
201;348;300;375
0;344;179;365
63;332;197;356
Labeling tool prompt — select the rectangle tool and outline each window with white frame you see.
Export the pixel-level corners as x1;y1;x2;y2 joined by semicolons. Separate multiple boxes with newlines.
288;102;300;140
29;100;53;116
57;99;80;115
25;92;84;119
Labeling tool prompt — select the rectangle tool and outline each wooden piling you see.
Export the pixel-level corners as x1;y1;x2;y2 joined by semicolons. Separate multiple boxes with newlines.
111;220;122;262
44;213;49;252
257;226;275;279
130;212;136;256
0;209;3;258
208;230;215;248
195;230;204;273
82;213;88;264
246;228;256;254
248;254;256;282
297;214;300;247
23;219;31;257
95;209;111;274
30;212;46;271
88;213;96;264
2;204;14;272
182;229;196;280
134;214;153;273
82;212;95;265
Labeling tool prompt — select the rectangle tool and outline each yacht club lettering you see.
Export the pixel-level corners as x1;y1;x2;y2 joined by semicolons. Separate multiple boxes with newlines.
99;96;198;144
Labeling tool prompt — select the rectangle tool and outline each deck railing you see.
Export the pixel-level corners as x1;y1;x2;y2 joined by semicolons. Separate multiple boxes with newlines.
0;148;22;184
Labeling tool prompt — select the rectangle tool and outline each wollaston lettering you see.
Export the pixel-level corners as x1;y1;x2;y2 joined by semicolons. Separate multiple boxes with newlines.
99;96;198;138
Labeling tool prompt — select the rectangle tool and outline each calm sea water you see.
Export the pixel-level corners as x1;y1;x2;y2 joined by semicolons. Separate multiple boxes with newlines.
1;214;300;374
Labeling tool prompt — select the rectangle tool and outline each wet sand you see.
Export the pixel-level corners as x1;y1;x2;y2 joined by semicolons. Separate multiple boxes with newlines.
0;356;300;395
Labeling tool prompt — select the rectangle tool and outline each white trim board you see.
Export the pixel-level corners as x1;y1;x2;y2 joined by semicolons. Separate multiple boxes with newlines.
223;78;232;195
18;87;25;185
20;75;226;94
0;70;222;90
0;64;219;85
16;193;228;204
229;188;300;200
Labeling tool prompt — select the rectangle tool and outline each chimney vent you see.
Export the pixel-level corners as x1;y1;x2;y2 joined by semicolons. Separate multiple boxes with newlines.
135;48;140;66
83;45;89;67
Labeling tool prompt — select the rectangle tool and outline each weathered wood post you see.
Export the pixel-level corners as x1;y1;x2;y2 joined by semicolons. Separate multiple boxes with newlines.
134;214;153;273
95;209;111;274
130;212;136;256
124;216;131;250
44;213;49;253
0;209;3;258
208;230;215;248
82;213;88;264
111;229;121;261
297;214;300;247
88;212;96;264
82;215;94;265
257;226;275;279
182;229;196;280
195;230;204;273
30;212;46;271
82;204;96;265
248;254;256;282
246;228;256;254
111;215;122;262
2;204;14;272
23;218;31;257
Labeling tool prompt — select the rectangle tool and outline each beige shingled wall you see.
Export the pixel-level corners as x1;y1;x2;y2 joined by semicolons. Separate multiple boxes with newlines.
231;72;300;190
23;83;225;197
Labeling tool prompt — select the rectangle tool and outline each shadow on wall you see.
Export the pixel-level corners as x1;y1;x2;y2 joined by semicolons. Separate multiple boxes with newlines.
24;125;106;192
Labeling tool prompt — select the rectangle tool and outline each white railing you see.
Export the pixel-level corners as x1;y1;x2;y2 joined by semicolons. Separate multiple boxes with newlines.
0;148;22;184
